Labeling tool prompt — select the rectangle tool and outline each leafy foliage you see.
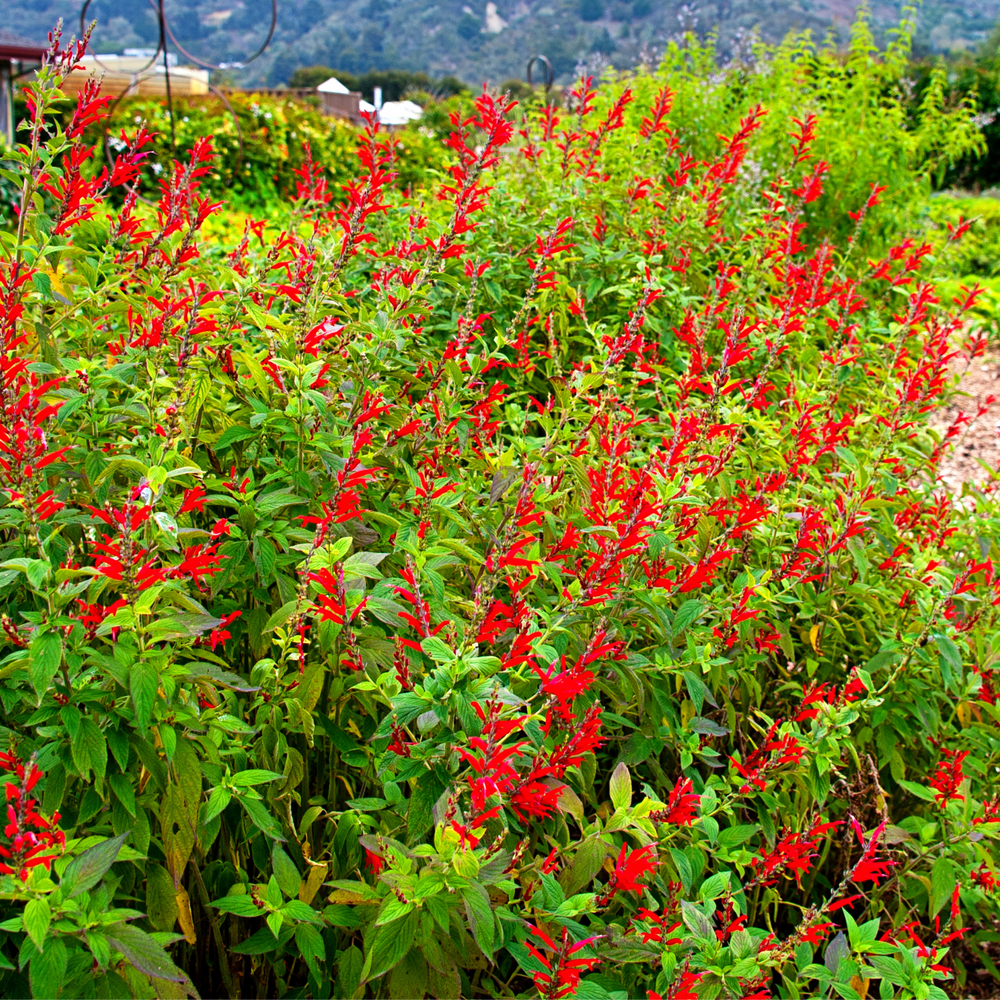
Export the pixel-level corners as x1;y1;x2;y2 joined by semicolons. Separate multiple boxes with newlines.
0;14;999;1000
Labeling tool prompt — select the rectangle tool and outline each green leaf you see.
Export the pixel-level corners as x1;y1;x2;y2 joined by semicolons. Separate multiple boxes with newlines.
670;848;693;894
681;900;714;941
231;768;284;787
105;922;197;993
559;837;607;896
256;492;302;515
215;425;257;451
717;824;759;848
61;831;129;898
23;897;51;954
231;927;285;955
202;786;232;824
672;599;704;634
272;846;301;899
73;718;107;781
462;883;494;959
282;899;322;923
898;779;937;803
161;786;195;888
929;856;958;919
609;761;632;810
130;659;158;734
29;632;62;701
29;938;67;999
109;774;136;818
388;949;428;1000
935;634;962;673
336;945;364;998
295;923;326;974
419;636;454;662
188;662;259;693
212;894;262;917
365;911;417;981
146;862;179;932
253;536;278;582
263;600;298;633
869;956;908;986
240;795;286;841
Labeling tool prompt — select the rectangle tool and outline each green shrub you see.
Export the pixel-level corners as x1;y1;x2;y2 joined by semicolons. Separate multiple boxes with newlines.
0;15;998;1000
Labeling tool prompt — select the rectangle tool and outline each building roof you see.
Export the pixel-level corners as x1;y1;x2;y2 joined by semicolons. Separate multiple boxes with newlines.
378;100;423;126
317;76;350;94
0;30;47;61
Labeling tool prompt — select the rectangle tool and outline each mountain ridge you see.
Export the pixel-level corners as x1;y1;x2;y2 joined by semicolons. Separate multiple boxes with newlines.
8;0;1000;87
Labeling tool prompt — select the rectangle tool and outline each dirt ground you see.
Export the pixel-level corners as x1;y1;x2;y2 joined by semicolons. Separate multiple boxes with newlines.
932;348;1000;492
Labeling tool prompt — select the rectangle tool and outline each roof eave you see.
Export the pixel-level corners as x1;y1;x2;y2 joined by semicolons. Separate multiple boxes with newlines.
0;45;47;61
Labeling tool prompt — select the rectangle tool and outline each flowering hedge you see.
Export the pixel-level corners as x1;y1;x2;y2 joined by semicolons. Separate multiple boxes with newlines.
1;19;999;1000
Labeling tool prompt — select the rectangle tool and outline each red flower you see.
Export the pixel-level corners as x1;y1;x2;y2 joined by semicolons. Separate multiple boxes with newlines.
929;748;969;808
975;797;1000;825
650;777;700;826
364;848;384;877
662;968;705;1000
749;820;838;886
971;862;998;892
179;484;207;514
730;722;805;793
524;925;599;1000
850;819;895;885
599;843;658;904
0;755;64;880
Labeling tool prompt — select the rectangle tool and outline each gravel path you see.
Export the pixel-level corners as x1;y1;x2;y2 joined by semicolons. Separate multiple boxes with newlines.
933;348;1000;492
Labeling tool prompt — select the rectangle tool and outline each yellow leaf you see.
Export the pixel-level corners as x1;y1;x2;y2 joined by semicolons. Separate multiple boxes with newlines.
957;701;971;728
299;862;328;905
681;699;696;727
327;889;374;904
176;886;196;945
809;624;820;653
850;976;870;998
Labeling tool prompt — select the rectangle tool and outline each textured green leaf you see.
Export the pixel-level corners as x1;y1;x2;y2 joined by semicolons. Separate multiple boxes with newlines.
389;949;428;999
211;894;262;917
23;897;51;954
609;761;632;810
462;883;495;959
129;659;157;734
161;786;195;888
29;631;62;701
105;922;197;994
145;862;179;932
271;844;300;899
365;911;417;981
29;937;67;999
61;831;129;898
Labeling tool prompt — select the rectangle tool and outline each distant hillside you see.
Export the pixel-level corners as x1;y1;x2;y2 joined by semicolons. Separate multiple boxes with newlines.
11;0;1000;87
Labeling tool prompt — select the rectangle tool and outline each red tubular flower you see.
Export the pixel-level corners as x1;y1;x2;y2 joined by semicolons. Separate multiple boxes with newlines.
364;848;384;877
850;819;895;885
0;754;64;880
524;926;599;1000
748;820;838;887
662;967;705;1000
971;863;998;891
650;777;700;826
203;610;241;651
975;797;1000;825
730;722;805;793
178;484;207;514
929;749;969;808
600;843;658;903
172;542;226;586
